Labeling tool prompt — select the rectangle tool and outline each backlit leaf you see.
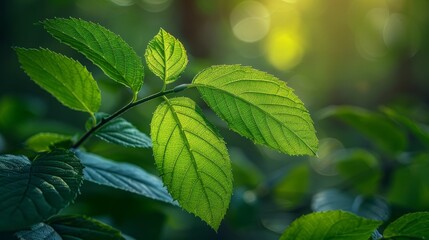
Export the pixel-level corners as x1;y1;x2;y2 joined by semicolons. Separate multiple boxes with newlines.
87;112;151;148
383;212;429;239
15;48;101;114
145;29;188;84
151;97;233;230
26;132;71;152
192;65;318;156
77;151;176;205
280;210;382;240
42;18;144;94
0;150;83;231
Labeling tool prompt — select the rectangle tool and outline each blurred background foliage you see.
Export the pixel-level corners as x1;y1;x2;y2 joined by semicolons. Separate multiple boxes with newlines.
1;0;429;239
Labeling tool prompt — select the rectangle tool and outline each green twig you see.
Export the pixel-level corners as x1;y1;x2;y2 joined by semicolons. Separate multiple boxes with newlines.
71;84;190;149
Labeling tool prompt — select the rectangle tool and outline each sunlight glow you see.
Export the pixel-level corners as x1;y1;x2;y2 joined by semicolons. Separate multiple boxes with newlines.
230;1;270;43
265;29;303;70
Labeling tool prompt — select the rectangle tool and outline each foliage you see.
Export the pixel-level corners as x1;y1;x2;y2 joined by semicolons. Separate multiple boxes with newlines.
0;17;318;238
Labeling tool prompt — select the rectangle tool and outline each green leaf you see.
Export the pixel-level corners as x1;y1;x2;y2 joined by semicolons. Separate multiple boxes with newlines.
312;189;390;221
274;164;310;209
145;29;188;84
387;153;429;209
86;112;151;148
151;97;233;230
26;132;71;152
383;212;429;239
192;65;318;156
0;150;83;231
279;210;382;240
335;150;381;195
42;17;144;94
48;215;126;240
319;106;407;154
15;223;62;240
15;48;101;114
76;151;176;205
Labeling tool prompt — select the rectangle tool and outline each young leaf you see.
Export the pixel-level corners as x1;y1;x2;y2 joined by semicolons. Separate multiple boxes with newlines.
42;18;144;94
76;151;176;205
383;212;429;239
192;65;318;156
15;48;101;114
311;189;390;221
145;29;188;84
86;112;152;148
279;210;382;240
0;149;83;231
48;215;126;240
15;223;62;240
151;97;233;230
26;132;71;152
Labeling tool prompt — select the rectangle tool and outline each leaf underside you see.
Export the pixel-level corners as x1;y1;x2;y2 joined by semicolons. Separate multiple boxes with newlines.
151;97;233;230
77;151;176;205
15;223;61;240
280;210;382;240
42;17;144;94
15;48;101;114
0;150;83;231
192;65;318;156
88;112;152;148
145;28;188;84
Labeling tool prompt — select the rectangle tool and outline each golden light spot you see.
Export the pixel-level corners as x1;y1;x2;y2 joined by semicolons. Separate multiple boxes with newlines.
265;29;304;70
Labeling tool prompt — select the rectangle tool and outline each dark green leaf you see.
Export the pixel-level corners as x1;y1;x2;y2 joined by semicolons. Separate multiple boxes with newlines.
383;212;429;239
87;113;151;148
145;28;188;84
15;48;101;115
335;149;381;195
0;150;83;231
192;65;318;156
76;151;176;205
42;18;144;94
15;223;61;240
151;97;233;230
25;132;71;152
319;106;407;154
312;189;390;221
48;215;125;240
274;164;310;209
387;153;429;209
280;210;382;240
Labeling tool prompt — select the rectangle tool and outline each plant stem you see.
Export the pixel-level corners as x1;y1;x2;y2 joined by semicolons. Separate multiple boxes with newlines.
71;84;190;149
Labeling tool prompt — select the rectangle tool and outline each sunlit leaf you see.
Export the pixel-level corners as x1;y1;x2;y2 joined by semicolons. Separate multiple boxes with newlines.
15;48;101;114
383;212;429;239
151;97;233;230
43;18;144;94
87;112;151;148
192;65;318;156
77;151;176;205
312;189;390;221
279;210;382;240
25;132;71;152
0;150;83;231
319;106;407;154
15;223;61;240
48;215;126;240
145;29;188;84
